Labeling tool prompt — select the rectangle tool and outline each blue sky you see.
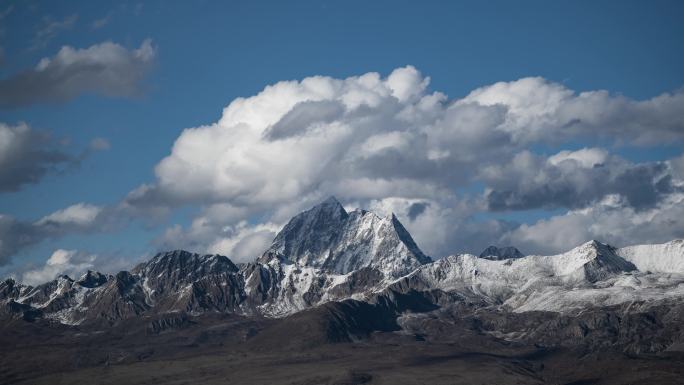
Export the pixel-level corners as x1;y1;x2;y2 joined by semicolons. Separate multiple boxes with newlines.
1;0;684;282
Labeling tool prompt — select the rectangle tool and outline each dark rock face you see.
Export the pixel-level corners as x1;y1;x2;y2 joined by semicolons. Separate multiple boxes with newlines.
580;240;637;282
78;271;150;324
327;267;383;298
2;299;42;322
261;196;349;267
132;250;243;314
0;278;23;300
479;246;525;260
239;261;281;306
74;252;248;324
132;250;238;279
23;276;76;312
76;270;110;288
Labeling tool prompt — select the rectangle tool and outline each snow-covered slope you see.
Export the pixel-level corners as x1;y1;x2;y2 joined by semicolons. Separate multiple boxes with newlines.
617;240;684;274
406;241;635;291
396;240;681;313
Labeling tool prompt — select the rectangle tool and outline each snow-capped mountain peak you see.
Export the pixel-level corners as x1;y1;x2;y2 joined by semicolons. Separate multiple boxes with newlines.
262;197;431;277
557;240;636;282
261;196;349;268
479;245;525;260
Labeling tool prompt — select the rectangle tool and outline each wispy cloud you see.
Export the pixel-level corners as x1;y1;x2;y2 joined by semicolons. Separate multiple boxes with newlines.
90;12;112;29
31;14;78;50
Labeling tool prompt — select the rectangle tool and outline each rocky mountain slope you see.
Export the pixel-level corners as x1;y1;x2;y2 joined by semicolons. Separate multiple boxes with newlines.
2;197;684;384
2;197;684;350
0;197;435;323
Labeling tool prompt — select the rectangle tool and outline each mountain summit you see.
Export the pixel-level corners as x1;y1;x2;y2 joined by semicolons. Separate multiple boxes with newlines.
479;245;525;260
262;196;431;277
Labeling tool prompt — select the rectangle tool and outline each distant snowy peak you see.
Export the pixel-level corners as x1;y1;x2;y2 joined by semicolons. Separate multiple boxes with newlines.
479;246;525;260
546;240;636;282
408;240;638;290
617;239;684;274
262;196;431;277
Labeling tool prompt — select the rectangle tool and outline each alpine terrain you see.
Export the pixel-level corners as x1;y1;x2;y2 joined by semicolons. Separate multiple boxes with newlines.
2;197;684;384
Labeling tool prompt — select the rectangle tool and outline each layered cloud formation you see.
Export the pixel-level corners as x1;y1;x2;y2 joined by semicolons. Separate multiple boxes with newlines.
133;66;684;259
482;148;677;211
3;66;684;275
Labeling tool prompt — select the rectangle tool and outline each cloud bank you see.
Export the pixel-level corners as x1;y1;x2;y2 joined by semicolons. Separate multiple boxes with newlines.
481;148;677;211
136;66;684;258
3;67;684;272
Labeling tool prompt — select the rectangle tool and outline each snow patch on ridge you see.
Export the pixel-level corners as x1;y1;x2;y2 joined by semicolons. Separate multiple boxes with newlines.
617;240;684;274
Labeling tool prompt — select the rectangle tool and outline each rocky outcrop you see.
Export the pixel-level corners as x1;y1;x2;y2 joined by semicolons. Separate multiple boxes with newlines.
479;246;525;260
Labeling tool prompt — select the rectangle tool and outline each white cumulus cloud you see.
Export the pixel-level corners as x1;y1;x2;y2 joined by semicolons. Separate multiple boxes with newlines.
123;67;684;259
36;203;102;227
3;67;684;267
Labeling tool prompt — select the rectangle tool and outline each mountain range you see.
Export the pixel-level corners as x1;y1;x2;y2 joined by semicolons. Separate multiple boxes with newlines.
2;197;684;384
